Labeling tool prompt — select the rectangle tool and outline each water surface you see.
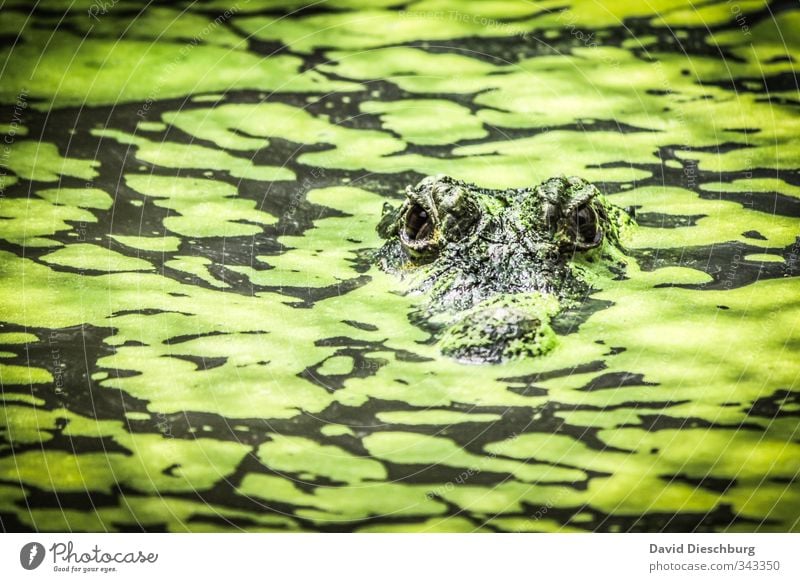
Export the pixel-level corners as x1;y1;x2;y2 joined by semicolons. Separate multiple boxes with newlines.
0;0;799;532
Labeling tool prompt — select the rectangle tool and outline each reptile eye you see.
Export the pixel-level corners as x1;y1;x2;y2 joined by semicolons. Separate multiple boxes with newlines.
568;203;603;249
405;204;433;241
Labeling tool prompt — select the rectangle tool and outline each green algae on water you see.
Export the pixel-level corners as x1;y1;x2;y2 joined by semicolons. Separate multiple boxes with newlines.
1;0;799;534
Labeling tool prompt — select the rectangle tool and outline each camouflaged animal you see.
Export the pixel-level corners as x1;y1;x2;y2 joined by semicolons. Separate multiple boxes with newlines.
376;175;634;363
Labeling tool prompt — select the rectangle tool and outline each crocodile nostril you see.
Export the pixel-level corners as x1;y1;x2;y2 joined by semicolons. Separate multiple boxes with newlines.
405;204;433;241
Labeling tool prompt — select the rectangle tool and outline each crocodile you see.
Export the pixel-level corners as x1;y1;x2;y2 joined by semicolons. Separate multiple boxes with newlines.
376;175;634;363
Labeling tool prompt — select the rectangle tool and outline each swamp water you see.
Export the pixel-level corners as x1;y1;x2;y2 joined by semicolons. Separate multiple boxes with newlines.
0;0;799;531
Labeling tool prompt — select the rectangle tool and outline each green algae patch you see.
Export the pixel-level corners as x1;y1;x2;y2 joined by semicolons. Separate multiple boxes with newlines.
190;95;225;104
360;99;487;145
231;186;384;288
41;244;154;273
708;9;799;64
363;432;586;483
110;235;181;253
0;437;248;494
100;334;337;420
450;130;659;186
238;474;446;523
321;46;679;133
0;332;39;344
136;121;168;132
0;405;249;495
256;434;386;483
516;0;767;30
489;517;584;533
357;516;486;533
0;365;53;385
124;412;151;421
0;490;298;532
194;0;406;11
1;141;99;182
0;175;19;191
320;425;355;437
316;355;354;376
322;46;496;81
1;406;96;444
578;273;800;432
599;427;800;482
125;174;277;238
95;129;295;183
0;394;46;408
16;493;302;533
165;256;230;288
2;0;140;12
487;433;632;476
69;7;244;47
236;9;536;53
0;197;98;248
162;105;275;151
163;103;406;170
649;0;766;27
36;187;113;210
611;186;800;250
700;178;800;201
409;0;549;19
0;31;357;109
321;43;800;185
376;410;501;425
744;254;785;264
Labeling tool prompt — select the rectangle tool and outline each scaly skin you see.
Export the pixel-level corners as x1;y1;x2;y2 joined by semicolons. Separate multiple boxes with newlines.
376;175;634;363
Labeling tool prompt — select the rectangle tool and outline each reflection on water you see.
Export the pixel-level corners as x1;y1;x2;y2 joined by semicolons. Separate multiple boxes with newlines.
0;0;798;532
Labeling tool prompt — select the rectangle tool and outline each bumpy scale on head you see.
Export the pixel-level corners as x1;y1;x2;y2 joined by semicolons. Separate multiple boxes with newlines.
376;175;633;363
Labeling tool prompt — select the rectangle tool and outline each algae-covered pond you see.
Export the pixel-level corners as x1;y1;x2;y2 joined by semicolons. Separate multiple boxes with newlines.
0;0;799;532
